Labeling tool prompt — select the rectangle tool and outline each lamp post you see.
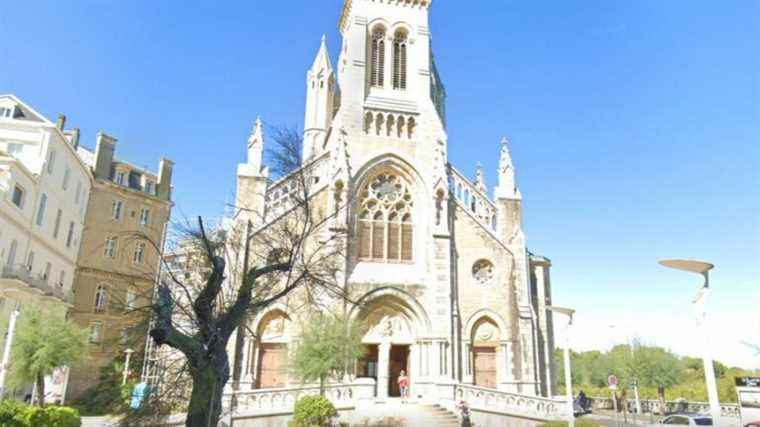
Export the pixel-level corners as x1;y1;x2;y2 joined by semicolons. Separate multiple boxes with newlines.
659;259;721;422
123;348;134;386
547;305;576;426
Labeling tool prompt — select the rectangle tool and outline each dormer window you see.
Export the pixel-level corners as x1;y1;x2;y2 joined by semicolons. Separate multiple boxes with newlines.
145;181;156;195
115;171;126;185
0;107;14;118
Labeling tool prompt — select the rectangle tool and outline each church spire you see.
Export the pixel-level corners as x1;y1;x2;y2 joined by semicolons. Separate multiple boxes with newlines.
495;137;521;200
246;116;265;176
303;35;336;161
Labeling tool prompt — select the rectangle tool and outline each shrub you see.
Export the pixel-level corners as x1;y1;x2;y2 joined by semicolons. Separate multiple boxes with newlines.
22;406;81;427
291;395;337;427
0;401;81;427
0;400;27;427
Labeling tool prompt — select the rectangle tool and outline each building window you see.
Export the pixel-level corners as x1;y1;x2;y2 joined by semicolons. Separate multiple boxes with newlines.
74;182;82;204
94;285;108;313
62;168;70;190
139;208;150;227
112;200;123;220
472;259;495;285
6;240;18;266
35;193;47;226
58;270;66;287
104;237;117;258
26;251;35;272
65;222;75;248
43;262;51;281
115;171;126;185
370;27;386;87
46;150;56;174
145;182;155;195
53;209;63;238
392;30;408;90
89;322;102;343
7;143;23;156
11;185;25;209
126;291;137;311
133;242;145;264
357;172;414;262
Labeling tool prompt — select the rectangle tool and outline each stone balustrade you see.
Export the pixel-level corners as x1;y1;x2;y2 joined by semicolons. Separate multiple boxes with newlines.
1;264;72;304
588;396;741;418
452;383;570;421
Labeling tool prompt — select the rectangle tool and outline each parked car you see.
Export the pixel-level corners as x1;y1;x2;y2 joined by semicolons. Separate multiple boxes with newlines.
660;413;713;425
744;421;760;427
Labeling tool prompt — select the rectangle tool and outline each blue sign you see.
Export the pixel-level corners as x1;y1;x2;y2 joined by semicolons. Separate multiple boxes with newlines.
130;382;149;410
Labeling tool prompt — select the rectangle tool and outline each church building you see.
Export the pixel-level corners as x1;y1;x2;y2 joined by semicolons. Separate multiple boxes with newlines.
233;0;557;399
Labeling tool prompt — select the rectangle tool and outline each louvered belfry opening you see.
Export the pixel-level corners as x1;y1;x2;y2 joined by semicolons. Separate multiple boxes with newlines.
357;172;414;262
371;28;386;87
393;30;408;90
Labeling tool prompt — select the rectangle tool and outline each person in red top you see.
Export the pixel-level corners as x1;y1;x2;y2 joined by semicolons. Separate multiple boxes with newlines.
397;370;410;403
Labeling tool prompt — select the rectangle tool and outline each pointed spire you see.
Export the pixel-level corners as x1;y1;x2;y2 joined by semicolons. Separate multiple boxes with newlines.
475;162;487;193
495;137;521;200
310;34;333;72
246;116;264;175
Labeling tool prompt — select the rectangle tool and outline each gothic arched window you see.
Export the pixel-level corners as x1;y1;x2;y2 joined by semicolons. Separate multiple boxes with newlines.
393;30;408;90
370;27;386;87
357;173;414;262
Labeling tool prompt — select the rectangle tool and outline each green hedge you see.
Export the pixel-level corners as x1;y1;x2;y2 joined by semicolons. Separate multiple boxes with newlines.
291;395;337;427
0;401;81;427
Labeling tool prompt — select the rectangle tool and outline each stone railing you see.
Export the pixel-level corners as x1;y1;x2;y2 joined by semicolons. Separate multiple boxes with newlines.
1;264;72;304
224;380;375;416
588;396;741;418
453;384;569;421
448;166;498;233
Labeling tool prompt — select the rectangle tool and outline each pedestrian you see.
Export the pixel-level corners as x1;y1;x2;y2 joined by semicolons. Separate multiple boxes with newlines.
398;370;410;403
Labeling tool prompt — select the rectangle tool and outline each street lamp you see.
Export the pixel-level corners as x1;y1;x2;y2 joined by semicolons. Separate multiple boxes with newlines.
659;259;721;422
547;305;576;427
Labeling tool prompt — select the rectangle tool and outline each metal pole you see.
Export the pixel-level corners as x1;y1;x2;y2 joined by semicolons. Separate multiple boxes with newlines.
694;281;721;422
0;305;20;398
122;349;133;386
563;320;575;427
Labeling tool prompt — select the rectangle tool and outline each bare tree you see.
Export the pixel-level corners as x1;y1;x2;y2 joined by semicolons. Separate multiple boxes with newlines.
134;127;349;427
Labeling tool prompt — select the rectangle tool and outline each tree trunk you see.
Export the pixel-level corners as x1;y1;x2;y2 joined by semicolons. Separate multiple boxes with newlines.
185;352;229;427
658;385;667;416
319;376;325;397
35;373;45;407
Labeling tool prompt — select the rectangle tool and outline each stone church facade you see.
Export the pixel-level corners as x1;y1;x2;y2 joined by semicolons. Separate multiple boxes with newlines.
231;0;557;399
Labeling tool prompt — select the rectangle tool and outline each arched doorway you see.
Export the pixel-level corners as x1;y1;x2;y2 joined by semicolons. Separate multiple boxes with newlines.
254;310;290;389
353;290;429;398
471;317;501;389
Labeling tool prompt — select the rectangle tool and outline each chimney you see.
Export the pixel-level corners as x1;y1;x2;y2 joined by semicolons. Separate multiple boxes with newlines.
157;158;174;201
93;132;117;180
65;128;81;149
56;114;66;131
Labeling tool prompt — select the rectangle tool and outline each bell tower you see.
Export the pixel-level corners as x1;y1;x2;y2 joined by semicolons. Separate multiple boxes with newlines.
303;35;336;162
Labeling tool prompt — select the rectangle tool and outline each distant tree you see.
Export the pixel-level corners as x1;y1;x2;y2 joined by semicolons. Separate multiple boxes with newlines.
291;313;366;395
8;308;88;406
629;346;682;415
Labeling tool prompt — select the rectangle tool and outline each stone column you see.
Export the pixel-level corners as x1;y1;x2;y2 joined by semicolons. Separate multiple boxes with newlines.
377;342;391;399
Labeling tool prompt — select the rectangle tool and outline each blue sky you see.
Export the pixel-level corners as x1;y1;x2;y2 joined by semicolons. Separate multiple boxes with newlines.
1;1;758;368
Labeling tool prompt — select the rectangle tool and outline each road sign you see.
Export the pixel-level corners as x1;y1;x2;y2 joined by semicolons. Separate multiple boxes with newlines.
608;374;619;390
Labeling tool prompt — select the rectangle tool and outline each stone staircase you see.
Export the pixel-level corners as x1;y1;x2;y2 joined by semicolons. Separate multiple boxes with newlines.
417;404;460;426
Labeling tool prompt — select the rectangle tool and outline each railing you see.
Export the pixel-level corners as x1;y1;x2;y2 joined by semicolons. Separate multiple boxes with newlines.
587;396;741;418
225;383;362;415
448;166;498;233
454;384;569;421
1;264;72;304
